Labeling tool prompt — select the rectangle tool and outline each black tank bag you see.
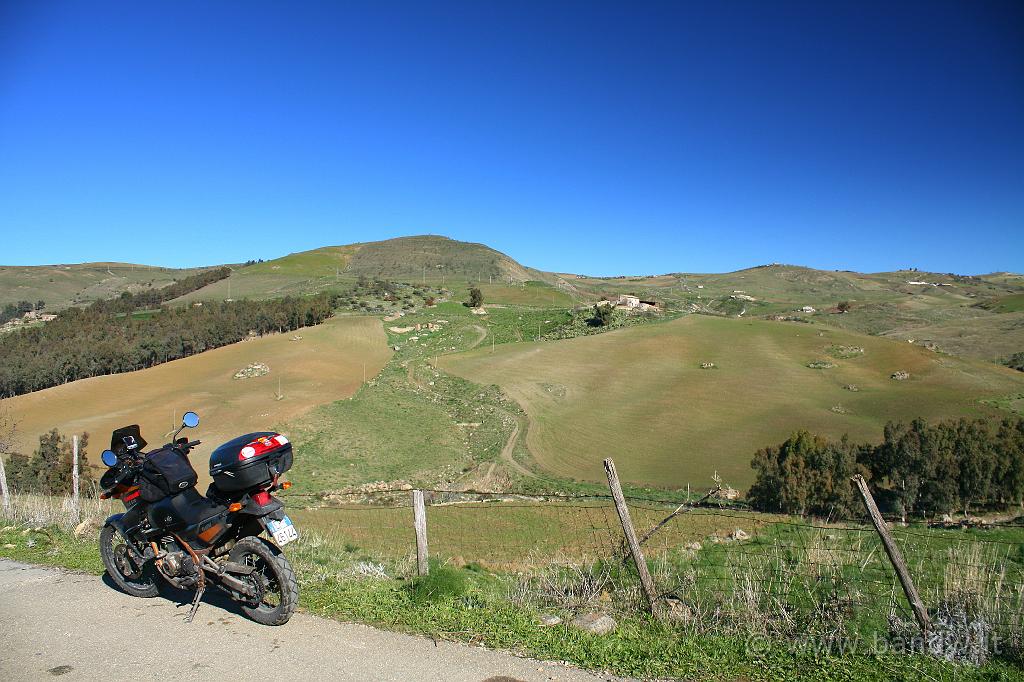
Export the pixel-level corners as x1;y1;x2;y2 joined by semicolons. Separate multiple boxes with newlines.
139;446;199;502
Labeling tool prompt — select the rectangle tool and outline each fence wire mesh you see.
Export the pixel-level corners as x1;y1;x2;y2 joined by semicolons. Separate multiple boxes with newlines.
283;488;1024;655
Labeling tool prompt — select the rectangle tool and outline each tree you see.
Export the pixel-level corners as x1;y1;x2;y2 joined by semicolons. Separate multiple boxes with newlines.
8;429;92;496
468;287;483;308
837;301;851;313
592;303;614;327
1004;352;1024;372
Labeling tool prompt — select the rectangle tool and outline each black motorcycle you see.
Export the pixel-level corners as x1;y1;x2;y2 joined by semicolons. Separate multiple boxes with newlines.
98;411;299;625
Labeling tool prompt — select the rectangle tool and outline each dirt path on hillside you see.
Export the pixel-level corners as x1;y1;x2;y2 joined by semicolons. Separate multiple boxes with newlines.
467;323;488;350
0;560;622;682
498;415;536;479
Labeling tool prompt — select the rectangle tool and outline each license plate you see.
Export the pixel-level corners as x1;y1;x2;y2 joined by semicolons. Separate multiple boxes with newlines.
267;516;299;546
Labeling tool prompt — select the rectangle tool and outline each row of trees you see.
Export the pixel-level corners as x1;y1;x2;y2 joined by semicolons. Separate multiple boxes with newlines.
0;293;337;396
88;267;230;315
748;417;1024;519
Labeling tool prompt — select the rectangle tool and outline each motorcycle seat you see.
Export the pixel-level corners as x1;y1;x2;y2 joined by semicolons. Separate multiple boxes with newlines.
168;488;226;527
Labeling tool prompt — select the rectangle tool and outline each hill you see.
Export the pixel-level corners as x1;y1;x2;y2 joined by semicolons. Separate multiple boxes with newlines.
440;315;1024;489
171;235;576;306
569;265;1024;362
0;262;206;311
3;315;389;485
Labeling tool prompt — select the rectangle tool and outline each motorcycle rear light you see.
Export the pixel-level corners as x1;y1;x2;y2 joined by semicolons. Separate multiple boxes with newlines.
252;491;271;506
238;434;289;461
123;490;140;502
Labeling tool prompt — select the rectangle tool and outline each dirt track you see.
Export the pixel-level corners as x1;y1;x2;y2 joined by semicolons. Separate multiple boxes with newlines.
0;560;622;682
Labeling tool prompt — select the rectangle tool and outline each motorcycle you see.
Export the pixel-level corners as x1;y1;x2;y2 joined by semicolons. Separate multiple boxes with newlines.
98;411;300;625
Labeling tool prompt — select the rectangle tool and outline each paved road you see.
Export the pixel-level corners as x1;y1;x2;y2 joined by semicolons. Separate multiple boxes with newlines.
0;560;623;682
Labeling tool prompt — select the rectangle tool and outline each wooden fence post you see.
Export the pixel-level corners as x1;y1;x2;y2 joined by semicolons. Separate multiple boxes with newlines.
0;451;9;516
604;458;659;615
852;474;929;636
412;489;429;576
71;435;80;522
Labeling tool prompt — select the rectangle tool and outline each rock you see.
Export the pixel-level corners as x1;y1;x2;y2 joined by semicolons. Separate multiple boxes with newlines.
2;544;14;549
74;518;100;540
683;541;702;551
891;370;910;381
570;613;617;635
663;598;693;623
538;614;562;627
731;528;750;541
233;362;270;380
700;362;716;369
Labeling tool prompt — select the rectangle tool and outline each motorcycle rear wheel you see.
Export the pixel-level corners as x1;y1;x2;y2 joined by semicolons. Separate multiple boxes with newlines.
229;536;298;626
99;525;159;598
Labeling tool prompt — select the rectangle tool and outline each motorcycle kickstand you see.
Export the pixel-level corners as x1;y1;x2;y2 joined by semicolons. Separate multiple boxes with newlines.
184;584;205;624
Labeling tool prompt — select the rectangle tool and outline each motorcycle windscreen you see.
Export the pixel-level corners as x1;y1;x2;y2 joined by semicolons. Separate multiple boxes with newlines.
110;425;147;454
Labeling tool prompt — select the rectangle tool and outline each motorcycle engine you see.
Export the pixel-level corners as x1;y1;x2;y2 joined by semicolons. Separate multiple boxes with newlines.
162;551;186;577
158;537;196;581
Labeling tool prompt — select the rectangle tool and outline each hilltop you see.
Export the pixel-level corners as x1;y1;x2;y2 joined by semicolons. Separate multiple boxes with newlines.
171;235;573;305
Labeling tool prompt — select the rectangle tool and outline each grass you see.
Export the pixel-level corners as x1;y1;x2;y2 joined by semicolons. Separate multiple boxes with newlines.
441;315;1024;490
287;502;777;570
283;301;534;490
3;495;1023;681
983;394;1024;415
3;315;390;489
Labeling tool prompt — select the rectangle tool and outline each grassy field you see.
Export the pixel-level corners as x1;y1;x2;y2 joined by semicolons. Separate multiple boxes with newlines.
441;315;1024;490
3;315;390;486
0;262;205;310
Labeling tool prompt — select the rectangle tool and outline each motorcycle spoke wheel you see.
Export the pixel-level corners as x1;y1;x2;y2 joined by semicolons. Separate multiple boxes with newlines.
99;525;159;598
228;536;298;626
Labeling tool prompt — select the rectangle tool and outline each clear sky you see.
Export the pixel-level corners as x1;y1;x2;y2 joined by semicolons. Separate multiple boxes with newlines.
1;1;1021;275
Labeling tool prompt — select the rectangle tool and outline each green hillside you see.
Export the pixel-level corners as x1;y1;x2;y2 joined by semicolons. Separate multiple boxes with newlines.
0;262;204;310
441;315;1024;489
569;265;1024;361
172;235;578;306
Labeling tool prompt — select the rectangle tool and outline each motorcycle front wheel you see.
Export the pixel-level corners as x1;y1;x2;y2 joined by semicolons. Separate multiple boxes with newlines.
99;525;159;598
228;536;298;626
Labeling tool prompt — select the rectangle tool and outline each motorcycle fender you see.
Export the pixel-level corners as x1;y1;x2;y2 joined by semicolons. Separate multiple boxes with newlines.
103;514;148;562
104;513;128;536
256;508;287;530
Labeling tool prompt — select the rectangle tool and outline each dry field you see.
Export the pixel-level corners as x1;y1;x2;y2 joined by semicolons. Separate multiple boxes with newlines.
441;315;1024;490
4;315;390;485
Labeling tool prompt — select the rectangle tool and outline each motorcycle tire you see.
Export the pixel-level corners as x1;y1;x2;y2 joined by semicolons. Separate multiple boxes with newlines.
99;525;159;598
228;536;298;626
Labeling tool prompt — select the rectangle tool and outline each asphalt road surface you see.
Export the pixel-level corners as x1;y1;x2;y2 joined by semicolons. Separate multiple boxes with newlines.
0;560;625;682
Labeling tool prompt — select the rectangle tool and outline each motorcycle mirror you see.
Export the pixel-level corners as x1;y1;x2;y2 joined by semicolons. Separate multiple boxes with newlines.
182;411;200;428
101;450;118;467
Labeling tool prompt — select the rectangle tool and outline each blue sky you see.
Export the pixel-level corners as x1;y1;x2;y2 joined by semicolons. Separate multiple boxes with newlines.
1;1;1021;274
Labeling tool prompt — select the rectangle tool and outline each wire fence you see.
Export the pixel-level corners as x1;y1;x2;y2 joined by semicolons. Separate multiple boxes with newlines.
3;463;1023;662
283;483;1024;660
